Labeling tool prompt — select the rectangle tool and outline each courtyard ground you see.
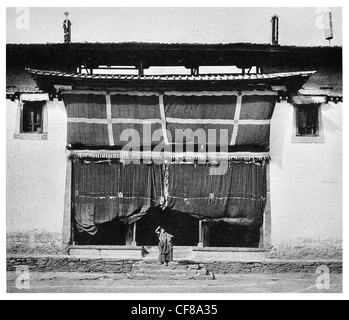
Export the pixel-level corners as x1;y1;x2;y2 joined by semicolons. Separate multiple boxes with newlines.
7;272;342;294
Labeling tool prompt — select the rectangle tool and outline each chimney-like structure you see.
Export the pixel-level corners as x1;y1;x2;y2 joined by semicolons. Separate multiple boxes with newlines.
324;12;334;45
271;15;279;45
63;12;72;43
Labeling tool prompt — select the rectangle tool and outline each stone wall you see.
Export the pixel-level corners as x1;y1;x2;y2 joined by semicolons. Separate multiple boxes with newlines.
204;261;342;275
7;256;342;274
267;242;343;261
7;231;63;255
7;256;137;273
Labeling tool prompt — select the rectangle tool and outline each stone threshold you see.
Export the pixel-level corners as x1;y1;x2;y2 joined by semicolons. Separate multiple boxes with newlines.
70;245;141;251
192;247;265;252
68;245;267;260
69;245;265;252
7;255;343;263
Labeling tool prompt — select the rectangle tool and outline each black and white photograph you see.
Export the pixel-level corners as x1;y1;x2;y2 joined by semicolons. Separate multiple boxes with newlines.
3;2;346;301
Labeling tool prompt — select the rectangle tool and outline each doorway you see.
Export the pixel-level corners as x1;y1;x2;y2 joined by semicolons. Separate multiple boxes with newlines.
74;218;128;246
207;222;261;248
136;208;200;246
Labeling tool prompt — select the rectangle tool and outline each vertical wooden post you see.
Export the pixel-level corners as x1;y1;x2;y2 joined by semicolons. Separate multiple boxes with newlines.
126;226;133;247
198;220;204;247
62;155;73;253
132;222;137;247
260;161;272;249
203;223;210;247
139;61;144;77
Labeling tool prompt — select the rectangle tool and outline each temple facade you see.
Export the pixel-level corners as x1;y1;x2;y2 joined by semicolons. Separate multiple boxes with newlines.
6;43;342;260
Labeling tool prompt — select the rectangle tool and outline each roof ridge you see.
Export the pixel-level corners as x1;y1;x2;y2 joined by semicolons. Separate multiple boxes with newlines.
7;42;342;49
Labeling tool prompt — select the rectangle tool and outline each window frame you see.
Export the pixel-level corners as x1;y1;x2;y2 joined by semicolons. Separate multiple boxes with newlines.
292;104;325;144
14;94;48;140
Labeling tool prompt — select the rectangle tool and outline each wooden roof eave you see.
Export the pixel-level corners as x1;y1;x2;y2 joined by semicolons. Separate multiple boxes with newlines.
27;69;316;94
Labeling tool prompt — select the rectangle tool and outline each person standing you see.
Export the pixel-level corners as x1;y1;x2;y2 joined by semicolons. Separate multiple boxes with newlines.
63;12;72;43
155;226;174;266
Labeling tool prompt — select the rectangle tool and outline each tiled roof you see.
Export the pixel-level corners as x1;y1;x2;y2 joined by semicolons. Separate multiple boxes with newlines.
27;69;316;82
7;42;341;74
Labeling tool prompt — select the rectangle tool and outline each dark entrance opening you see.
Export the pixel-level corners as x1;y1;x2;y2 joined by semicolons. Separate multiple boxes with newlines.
207;222;261;248
74;218;128;246
136;208;200;247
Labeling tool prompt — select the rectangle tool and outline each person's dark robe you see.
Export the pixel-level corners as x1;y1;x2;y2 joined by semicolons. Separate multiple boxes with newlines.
158;233;172;264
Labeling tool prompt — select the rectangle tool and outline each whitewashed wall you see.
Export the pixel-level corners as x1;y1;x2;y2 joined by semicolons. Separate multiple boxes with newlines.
6;97;343;258
6;99;67;254
269;101;342;259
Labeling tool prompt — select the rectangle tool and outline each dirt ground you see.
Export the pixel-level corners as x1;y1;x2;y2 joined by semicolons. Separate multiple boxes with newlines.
7;272;342;294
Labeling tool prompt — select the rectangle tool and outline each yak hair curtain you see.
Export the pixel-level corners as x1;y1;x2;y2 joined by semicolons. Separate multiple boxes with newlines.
73;160;164;234
73;159;267;235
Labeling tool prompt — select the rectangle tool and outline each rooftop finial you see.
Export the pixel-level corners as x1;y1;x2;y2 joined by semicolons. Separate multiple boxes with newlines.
324;12;334;46
271;15;279;45
63;12;72;43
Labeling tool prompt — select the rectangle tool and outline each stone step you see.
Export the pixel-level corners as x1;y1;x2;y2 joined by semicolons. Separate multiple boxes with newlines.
134;262;201;269
144;250;192;255
127;273;214;281
143;253;193;260
133;264;205;270
130;269;208;276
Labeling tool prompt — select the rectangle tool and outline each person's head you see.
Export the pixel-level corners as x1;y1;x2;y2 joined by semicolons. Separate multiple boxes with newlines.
160;228;165;234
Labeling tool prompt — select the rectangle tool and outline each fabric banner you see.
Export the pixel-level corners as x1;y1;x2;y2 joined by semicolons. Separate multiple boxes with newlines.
164;95;237;146
73;160;164;233
110;95;162;146
63;92;276;150
64;93;161;147
163;94;276;149
75;203;98;235
73;159;267;234
166;161;267;226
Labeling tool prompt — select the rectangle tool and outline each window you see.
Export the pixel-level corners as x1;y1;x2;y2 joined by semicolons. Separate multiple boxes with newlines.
292;105;324;143
14;94;48;140
296;106;319;137
22;102;44;133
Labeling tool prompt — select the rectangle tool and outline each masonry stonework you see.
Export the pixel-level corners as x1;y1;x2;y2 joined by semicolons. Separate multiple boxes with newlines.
7;256;342;275
6;231;63;255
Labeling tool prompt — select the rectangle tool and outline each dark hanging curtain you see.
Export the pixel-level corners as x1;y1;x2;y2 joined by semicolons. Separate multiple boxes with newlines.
166;161;267;227
73;159;267;235
73;160;164;234
163;94;276;149
164;95;237;147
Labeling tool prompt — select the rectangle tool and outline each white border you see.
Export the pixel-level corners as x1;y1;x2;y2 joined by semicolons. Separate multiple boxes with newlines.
1;1;347;302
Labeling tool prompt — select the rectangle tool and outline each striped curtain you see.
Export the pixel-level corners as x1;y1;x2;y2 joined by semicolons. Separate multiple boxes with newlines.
166;161;267;226
73;160;164;233
73;159;267;234
63;92;277;150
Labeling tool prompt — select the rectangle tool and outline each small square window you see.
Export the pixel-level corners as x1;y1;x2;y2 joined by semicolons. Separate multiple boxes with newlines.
21;101;44;134
296;106;319;137
14;97;48;140
292;105;325;144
